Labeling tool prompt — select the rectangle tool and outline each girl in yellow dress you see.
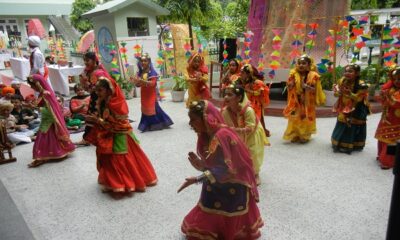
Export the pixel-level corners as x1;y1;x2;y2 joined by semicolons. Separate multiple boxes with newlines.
283;55;325;143
221;85;269;185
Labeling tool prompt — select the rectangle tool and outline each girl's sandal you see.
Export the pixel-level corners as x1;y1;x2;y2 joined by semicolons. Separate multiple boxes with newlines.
28;160;45;168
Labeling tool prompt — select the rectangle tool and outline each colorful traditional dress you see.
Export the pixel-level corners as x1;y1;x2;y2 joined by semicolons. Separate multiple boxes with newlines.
137;64;173;132
182;101;263;239
375;80;400;168
331;77;370;153
85;77;157;192
245;79;270;121
221;60;241;90
30;74;75;161
185;53;211;107
283;70;325;142
221;97;269;175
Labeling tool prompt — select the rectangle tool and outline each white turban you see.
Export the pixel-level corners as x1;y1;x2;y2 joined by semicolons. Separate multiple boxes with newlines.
28;36;40;47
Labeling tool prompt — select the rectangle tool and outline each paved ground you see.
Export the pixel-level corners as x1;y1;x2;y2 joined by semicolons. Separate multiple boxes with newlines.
0;92;394;240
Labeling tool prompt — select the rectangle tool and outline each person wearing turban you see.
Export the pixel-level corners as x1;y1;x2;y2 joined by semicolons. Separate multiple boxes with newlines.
28;36;47;80
1;86;15;100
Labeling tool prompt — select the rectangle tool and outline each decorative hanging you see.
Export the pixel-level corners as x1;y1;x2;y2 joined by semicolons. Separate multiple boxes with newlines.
305;23;319;52
108;43;120;80
119;41;129;72
133;44;142;58
269;29;282;79
222;38;228;66
289;23;306;65
183;38;192;59
243;31;253;64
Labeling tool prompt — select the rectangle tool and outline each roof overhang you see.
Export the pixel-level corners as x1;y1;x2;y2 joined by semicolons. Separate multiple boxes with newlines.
83;0;169;19
0;3;72;16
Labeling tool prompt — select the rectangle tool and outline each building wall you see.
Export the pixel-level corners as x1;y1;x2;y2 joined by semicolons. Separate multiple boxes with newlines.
0;15;49;49
92;14;118;71
113;4;158;38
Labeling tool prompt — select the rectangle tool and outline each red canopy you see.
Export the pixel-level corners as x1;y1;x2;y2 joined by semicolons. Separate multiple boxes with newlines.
27;19;46;39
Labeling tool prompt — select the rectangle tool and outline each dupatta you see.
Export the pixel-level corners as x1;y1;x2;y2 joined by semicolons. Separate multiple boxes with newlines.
31;74;72;145
196;101;259;200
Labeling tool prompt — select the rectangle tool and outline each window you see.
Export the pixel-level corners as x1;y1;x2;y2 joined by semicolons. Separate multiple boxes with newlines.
127;17;149;37
0;18;19;35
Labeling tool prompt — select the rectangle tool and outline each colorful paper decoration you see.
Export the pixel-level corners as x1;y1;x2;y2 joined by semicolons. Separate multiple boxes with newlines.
269;29;282;78
183;38;192;59
133;44;142;58
290;23;305;64
305;23;318;52
119;41;129;71
243;31;254;64
222;38;228;66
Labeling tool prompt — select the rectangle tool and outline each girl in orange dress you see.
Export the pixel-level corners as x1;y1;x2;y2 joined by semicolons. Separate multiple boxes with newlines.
240;64;270;136
85;76;157;194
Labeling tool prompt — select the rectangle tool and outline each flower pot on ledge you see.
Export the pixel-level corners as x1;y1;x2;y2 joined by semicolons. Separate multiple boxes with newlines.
171;90;186;102
324;90;336;107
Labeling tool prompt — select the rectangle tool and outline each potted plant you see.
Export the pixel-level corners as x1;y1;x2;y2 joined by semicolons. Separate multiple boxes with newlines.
171;75;187;102
360;64;388;101
320;66;344;107
113;74;135;100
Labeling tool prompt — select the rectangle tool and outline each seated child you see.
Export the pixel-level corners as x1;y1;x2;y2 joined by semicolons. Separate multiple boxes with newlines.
56;94;82;130
10;79;23;98
0;100;35;145
10;94;39;131
1;86;15;101
69;83;90;121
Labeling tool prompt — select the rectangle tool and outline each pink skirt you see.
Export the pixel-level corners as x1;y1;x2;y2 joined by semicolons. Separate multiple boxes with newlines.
33;125;75;160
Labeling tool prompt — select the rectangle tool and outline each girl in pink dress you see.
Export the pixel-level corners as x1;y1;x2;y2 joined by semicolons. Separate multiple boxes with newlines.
27;74;75;167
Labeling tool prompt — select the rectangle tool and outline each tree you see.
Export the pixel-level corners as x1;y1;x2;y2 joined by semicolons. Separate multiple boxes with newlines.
351;0;400;9
70;0;96;34
155;0;211;49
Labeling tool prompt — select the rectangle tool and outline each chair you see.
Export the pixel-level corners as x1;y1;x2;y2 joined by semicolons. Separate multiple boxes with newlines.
0;120;16;165
209;61;224;98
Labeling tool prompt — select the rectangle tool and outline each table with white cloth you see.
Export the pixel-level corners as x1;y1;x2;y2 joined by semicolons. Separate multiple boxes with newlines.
10;57;30;80
0;53;12;70
48;65;84;96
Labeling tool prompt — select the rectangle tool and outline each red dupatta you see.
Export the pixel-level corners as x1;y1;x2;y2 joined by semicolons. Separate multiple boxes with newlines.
196;101;259;200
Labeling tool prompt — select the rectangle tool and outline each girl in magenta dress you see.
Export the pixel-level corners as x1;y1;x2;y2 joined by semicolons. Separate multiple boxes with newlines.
27;74;75;167
131;53;173;132
178;100;263;239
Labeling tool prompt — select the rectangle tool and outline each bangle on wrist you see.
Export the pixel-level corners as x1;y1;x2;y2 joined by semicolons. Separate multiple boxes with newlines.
196;173;206;183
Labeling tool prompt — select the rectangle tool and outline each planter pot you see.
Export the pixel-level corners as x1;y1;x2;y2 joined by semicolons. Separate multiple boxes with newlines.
324;90;336;107
171;90;186;102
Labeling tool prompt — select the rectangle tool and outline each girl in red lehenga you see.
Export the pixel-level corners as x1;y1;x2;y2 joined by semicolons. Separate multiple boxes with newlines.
76;52;111;146
178;100;263;239
85;76;157;194
375;67;400;169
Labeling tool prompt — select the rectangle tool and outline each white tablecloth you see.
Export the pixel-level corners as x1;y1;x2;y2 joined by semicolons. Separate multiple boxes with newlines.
0;53;12;69
48;65;84;96
10;57;30;80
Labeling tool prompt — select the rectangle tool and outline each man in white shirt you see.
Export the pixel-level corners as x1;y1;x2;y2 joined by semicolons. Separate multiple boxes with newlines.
28;36;46;79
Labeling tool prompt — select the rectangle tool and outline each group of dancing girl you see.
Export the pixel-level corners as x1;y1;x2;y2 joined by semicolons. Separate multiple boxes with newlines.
3;41;399;238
